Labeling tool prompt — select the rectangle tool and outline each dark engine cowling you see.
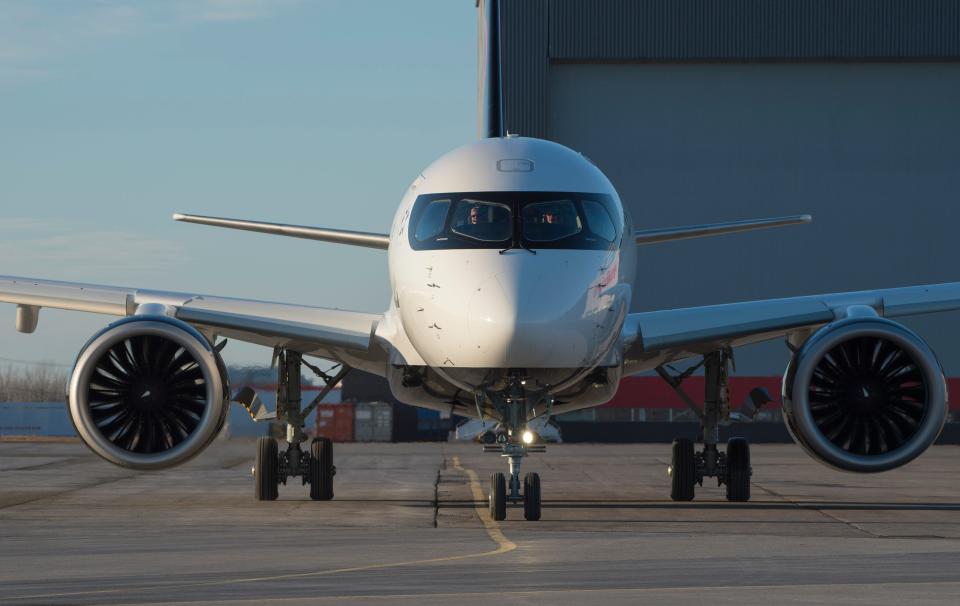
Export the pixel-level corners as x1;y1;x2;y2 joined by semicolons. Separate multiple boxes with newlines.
782;317;947;472
67;316;229;470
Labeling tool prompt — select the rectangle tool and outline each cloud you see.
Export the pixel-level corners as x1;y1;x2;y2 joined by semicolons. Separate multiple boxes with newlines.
180;0;303;23
0;218;74;233
0;1;303;85
0;217;187;277
0;3;143;62
0;66;50;85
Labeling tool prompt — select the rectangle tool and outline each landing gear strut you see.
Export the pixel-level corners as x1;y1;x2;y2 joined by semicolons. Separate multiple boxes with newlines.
480;376;545;521
245;349;349;501
658;349;752;502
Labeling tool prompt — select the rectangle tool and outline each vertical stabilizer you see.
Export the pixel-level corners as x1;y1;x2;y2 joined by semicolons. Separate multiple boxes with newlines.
478;0;504;138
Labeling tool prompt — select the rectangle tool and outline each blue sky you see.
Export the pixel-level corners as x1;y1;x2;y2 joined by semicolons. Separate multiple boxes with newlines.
0;0;476;366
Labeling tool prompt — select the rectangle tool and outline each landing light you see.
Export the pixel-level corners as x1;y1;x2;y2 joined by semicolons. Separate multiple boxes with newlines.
522;430;535;445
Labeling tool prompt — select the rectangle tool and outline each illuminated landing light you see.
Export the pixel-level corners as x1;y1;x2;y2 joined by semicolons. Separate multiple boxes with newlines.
522;430;535;445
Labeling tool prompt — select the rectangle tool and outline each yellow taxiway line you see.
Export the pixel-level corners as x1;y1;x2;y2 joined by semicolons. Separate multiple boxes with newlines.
451;455;517;553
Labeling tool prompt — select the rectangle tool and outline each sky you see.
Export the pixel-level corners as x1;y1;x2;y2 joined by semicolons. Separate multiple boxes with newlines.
0;0;477;367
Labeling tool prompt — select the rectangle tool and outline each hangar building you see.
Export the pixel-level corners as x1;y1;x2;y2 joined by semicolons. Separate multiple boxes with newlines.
486;0;960;382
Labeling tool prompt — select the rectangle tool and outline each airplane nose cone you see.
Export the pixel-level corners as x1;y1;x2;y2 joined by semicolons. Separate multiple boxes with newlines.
468;270;590;367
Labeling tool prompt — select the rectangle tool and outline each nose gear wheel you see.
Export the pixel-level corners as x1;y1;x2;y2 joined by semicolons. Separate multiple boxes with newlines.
523;472;541;521
489;472;507;521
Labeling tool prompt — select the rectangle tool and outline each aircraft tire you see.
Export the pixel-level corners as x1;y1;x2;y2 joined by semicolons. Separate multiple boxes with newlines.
310;437;335;501
523;472;541;521
726;437;751;502
255;436;279;501
670;438;696;501
489;472;507;521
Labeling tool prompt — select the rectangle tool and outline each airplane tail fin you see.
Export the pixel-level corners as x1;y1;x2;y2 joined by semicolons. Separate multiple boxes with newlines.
173;213;390;250
478;0;504;138
633;214;811;246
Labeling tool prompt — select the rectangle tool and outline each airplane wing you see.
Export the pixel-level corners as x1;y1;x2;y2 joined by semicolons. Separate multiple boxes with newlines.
0;275;386;372
622;282;960;372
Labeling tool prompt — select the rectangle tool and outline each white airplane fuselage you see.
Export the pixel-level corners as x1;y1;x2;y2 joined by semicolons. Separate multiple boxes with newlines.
378;136;636;416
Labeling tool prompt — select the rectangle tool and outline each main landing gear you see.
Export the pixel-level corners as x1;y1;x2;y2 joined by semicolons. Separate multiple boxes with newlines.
657;349;753;502
481;377;545;521
241;349;348;501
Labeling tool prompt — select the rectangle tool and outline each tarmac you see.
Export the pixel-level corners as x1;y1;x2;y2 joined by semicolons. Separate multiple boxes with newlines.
2;439;960;605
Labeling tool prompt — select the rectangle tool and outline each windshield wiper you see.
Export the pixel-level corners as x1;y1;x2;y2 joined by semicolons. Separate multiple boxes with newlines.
499;239;536;255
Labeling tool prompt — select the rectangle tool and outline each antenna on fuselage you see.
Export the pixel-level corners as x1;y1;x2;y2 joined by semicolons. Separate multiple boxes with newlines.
478;0;505;138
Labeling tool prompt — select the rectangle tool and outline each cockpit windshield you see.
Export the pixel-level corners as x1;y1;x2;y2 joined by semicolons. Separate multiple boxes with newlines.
409;192;622;251
521;200;582;242
450;199;513;242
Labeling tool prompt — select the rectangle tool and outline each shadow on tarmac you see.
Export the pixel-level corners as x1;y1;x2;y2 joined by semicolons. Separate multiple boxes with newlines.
440;500;960;511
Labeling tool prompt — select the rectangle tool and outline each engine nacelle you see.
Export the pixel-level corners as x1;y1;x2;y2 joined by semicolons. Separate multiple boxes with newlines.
68;316;229;470
782;317;947;472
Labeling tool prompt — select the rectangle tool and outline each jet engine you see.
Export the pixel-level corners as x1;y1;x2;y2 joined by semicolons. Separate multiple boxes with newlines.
67;316;229;470
782;317;947;472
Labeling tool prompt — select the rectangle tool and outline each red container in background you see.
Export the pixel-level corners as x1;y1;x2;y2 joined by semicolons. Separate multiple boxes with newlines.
315;403;354;442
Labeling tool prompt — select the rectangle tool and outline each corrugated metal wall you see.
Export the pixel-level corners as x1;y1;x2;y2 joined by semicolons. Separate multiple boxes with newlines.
550;0;960;61
500;0;549;138
496;0;960;138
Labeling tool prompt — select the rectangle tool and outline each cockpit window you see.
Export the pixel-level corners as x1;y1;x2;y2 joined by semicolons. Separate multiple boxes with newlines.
581;199;616;243
450;200;512;242
521;200;582;242
408;191;621;251
414;199;450;242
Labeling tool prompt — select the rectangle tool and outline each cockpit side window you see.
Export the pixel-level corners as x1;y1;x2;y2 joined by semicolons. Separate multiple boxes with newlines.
599;197;624;241
450;199;512;242
413;199;450;242
581;199;617;243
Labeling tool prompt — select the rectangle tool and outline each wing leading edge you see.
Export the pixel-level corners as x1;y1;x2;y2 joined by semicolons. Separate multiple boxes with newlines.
622;282;960;372
173;213;390;249
634;214;811;245
0;275;385;370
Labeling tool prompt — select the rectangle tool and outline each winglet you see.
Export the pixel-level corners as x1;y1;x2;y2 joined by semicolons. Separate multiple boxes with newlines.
173;213;390;250
634;214;811;246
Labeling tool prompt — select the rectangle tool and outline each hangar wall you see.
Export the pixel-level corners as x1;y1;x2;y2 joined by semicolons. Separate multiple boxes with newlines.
496;0;960;375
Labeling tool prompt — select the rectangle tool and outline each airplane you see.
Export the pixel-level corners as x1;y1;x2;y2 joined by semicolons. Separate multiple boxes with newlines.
2;2;958;521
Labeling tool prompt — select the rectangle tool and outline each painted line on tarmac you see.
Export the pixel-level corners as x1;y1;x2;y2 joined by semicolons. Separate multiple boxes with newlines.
1;456;516;604
451;455;517;553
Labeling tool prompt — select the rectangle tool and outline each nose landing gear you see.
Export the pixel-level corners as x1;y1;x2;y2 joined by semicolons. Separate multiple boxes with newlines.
479;377;545;521
485;442;543;521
